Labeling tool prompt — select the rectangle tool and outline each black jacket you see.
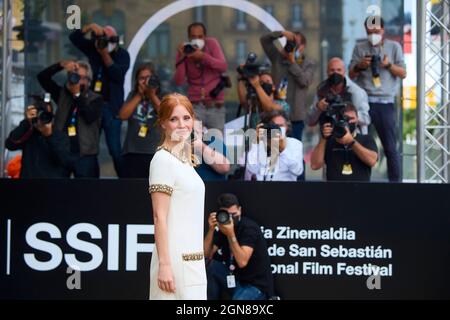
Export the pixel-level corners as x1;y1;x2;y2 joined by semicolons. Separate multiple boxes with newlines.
5;120;76;178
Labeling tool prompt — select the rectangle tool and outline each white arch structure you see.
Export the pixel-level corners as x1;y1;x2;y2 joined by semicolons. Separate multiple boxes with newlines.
125;0;286;96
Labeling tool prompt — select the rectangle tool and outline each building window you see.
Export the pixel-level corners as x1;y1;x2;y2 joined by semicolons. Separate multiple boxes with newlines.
235;10;247;31
148;23;170;59
291;4;303;29
193;7;205;23
236;40;247;63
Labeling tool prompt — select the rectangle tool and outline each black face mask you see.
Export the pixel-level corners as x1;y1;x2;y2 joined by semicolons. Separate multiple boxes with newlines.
261;82;274;96
328;73;344;86
349;122;357;133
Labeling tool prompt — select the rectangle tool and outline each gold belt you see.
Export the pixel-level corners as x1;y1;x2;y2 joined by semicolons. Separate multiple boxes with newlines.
182;252;204;261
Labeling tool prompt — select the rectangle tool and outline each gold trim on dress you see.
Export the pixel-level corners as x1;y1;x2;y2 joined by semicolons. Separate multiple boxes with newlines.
157;145;200;167
149;184;173;196
182;252;204;261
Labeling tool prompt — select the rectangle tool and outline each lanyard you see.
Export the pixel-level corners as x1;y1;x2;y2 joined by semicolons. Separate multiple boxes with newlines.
228;252;236;275
70;107;78;125
97;66;103;80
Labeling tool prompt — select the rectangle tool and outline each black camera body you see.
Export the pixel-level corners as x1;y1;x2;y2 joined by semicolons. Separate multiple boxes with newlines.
237;52;261;79
262;122;282;141
147;74;160;89
371;54;381;78
319;94;349;139
284;40;297;53
183;43;196;55
67;72;81;85
30;94;53;125
92;32;119;49
237;52;269;100
210;74;232;98
216;209;232;225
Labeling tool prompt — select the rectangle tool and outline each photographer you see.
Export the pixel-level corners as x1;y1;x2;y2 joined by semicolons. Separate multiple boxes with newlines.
204;193;274;300
70;23;130;177
5;97;75;178
307;57;370;134
349;16;406;182
174;22;228;131
310;103;378;182
245;110;303;181
37;60;103;178
237;70;290;129
119;63;161;178
260;30;316;141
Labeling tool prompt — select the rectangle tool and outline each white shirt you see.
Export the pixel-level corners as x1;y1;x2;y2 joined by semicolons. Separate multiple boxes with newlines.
245;137;304;181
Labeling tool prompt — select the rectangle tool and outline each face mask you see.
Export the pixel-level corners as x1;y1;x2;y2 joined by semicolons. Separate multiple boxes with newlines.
328;73;345;86
368;33;382;46
261;82;274;96
349;122;357;133
108;43;117;53
190;39;205;50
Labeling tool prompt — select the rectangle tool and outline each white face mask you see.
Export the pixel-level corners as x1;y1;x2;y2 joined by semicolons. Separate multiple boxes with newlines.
108;43;117;53
191;39;205;50
368;33;382;46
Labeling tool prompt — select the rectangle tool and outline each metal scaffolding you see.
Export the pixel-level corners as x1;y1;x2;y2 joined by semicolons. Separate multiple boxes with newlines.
418;0;450;183
0;0;12;177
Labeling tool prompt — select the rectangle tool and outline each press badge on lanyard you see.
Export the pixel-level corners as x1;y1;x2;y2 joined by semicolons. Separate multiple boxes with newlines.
138;125;148;138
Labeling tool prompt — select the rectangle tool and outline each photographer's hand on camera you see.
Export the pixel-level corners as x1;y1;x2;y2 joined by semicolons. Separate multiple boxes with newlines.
35;120;53;137
60;60;78;72
208;212;218;230
321;123;333;140
188;48;204;62
25;105;37;124
381;54;391;69
82;23;103;36
356;56;372;71
317;98;329;112
335;127;354;145
218;217;235;238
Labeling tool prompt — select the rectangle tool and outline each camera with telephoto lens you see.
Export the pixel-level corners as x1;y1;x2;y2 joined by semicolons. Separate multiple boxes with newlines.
210;74;232;98
67;71;81;85
284;40;297;53
146;74;160;89
319;94;349;139
371;54;381;78
216;209;232;225
237;52;269;99
30;93;53;125
183;42;196;55
236;52;262;79
91;32;119;49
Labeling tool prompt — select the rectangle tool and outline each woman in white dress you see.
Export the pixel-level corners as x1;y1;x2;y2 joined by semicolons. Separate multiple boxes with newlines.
148;93;207;300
